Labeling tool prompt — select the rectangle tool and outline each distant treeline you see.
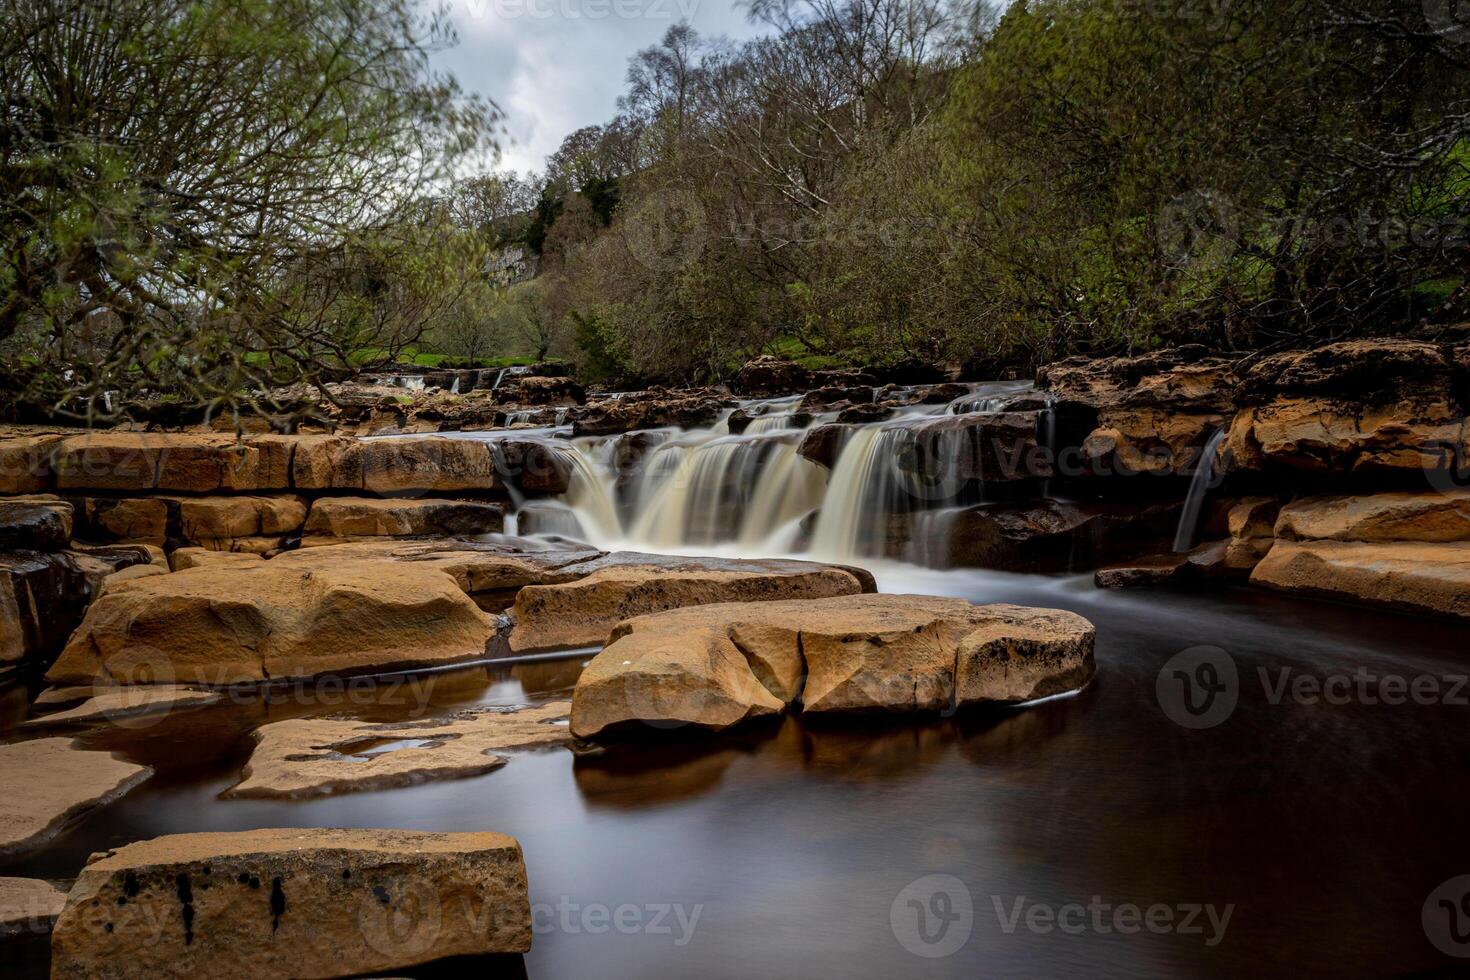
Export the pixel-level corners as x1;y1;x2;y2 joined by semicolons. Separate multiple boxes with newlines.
2;0;1467;422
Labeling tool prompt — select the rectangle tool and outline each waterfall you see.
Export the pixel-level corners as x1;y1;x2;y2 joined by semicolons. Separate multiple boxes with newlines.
450;374;461;394
491;369;507;390
738;441;827;546
557;446;622;541
1172;427;1228;552
808;426;899;559
628;436;774;546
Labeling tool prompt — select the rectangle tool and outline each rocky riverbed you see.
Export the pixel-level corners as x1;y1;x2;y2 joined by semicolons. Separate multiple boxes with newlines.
2;339;1468;976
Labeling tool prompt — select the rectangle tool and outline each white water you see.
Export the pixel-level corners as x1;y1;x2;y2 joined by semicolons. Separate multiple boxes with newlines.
1172;426;1228;552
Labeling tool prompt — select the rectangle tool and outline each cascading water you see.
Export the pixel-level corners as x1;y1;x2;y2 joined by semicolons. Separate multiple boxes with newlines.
1172;426;1228;552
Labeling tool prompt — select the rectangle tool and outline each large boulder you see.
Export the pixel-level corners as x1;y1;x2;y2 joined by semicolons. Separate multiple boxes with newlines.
302;497;504;542
1250;539;1470;620
796;423;852;469
172;495;307;546
569;594;1095;738
47;560;497;686
1274;491;1470;543
49;828;531;979
0;738;151;857
506;554;874;654
0;498;72;550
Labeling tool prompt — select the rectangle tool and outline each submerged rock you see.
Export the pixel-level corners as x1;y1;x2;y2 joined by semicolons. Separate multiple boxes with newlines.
228;701;571;798
49;828;531;979
0;738;151;857
570;594;1095;738
23;686;223;729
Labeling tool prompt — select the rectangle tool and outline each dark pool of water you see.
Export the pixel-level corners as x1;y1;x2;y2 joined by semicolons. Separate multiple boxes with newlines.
4;566;1470;978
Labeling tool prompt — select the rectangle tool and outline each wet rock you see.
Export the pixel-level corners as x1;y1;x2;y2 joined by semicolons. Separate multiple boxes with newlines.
569;594;1095;737
941;499;1183;572
49;828;531;979
836;403;894;425
0;738;151;857
732;356;811;397
797;386;875;412
507;554;873;654
47;560;497;686
228;701;571;798
1274;491;1470;543
0;552;88;672
0;877;68;938
0;499;72;551
901;411;1050;484
302;497;504;542
571;394;724;436
494;438;572;495
1093;541;1230;588
796;423;853;469
1250;539;1470;620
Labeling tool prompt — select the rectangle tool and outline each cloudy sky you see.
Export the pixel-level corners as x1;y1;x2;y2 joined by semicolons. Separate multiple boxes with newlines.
432;0;767;175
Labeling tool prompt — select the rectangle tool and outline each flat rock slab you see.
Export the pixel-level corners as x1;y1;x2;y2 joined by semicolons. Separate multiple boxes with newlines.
49;828;531;979
228;701;572;798
507;553;875;653
570;594;1095;738
0;877;68;937
46;560;496;686
24;686;223;729
1251;539;1470;621
0;738;152;857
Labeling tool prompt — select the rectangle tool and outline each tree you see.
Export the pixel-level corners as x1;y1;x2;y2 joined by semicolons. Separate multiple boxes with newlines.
0;0;497;423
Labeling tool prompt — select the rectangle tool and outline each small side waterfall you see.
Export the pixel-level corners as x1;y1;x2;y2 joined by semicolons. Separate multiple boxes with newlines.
1172;427;1228;552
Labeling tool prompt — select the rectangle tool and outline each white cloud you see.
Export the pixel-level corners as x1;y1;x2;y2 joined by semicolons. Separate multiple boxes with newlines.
432;0;766;175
